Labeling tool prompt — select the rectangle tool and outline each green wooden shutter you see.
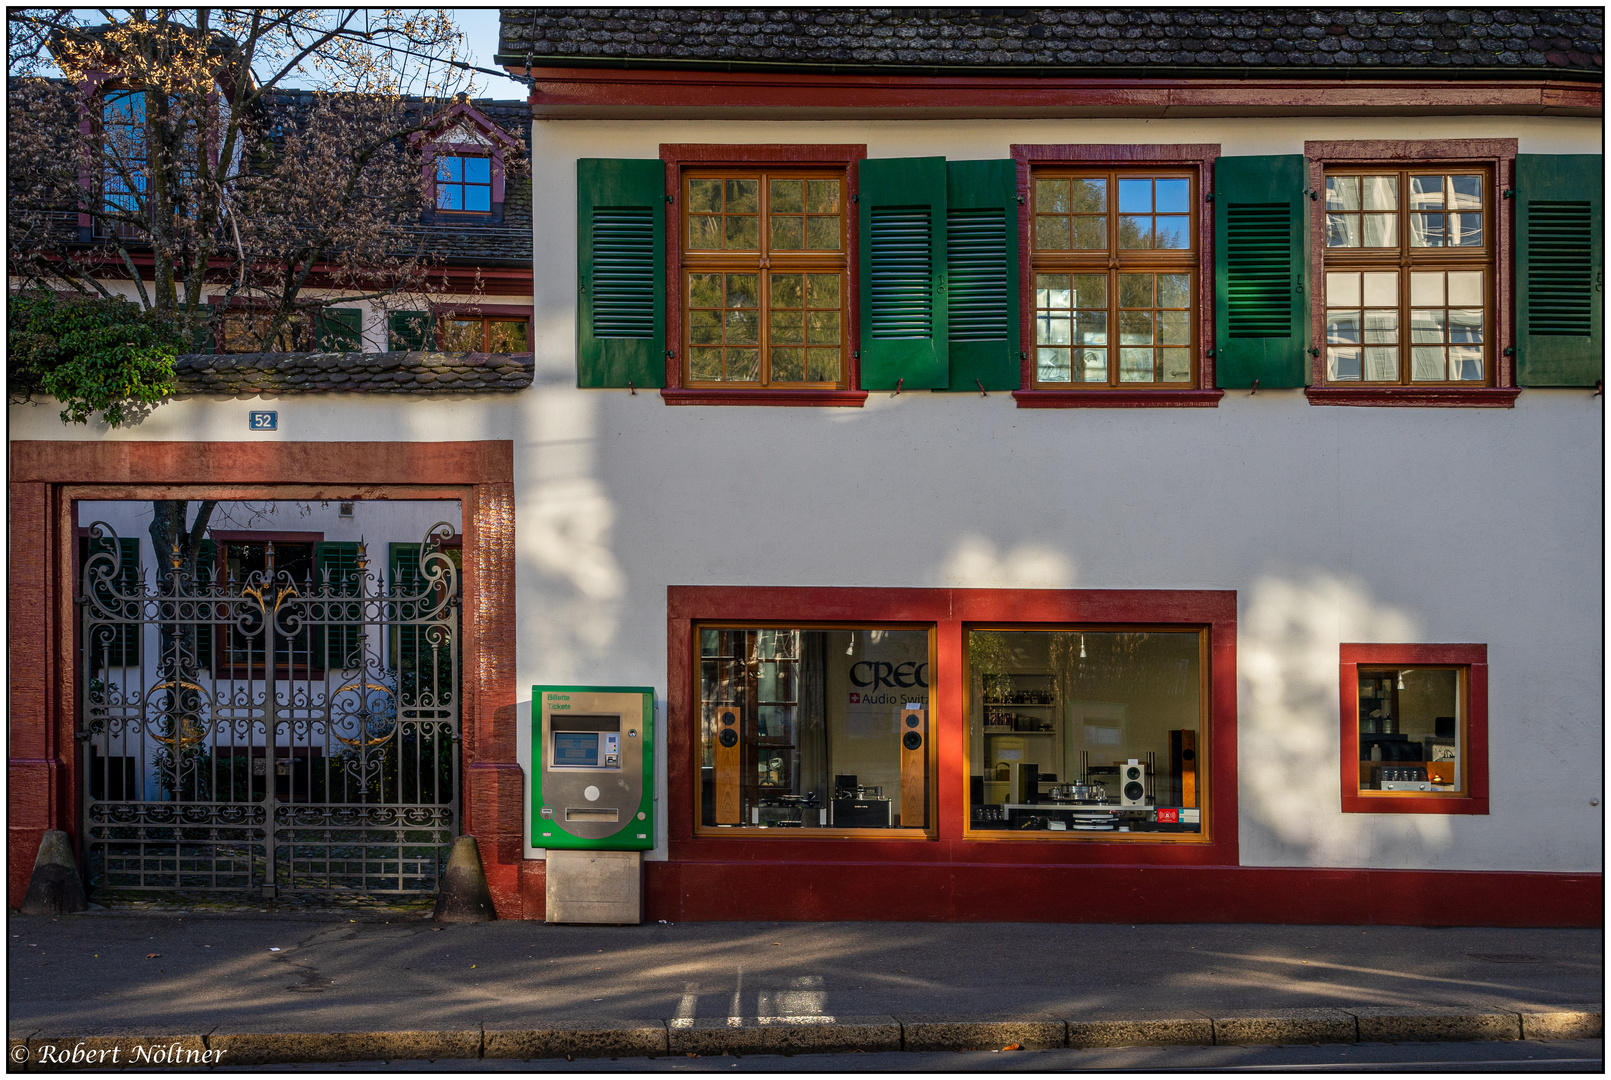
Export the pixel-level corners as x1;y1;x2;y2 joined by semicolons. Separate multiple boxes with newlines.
317;308;362;352
388;311;431;351
858;157;949;390
191;317;215;354
578;158;666;389
316;542;363;670
1214;155;1308;388
86;536;141;670
944;159;1020;391
1516;154;1603;387
194;539;216;671
389;542;460;709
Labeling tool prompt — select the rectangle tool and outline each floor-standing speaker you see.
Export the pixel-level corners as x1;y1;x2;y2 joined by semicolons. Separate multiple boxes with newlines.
713;703;742;824
1169;729;1198;808
900;704;926;828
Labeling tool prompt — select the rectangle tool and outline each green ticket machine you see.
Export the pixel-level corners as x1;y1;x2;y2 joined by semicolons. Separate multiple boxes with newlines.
531;685;655;923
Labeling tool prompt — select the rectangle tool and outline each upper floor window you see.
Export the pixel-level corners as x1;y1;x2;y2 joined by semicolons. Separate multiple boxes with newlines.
1322;168;1492;386
1031;170;1197;388
100;87;148;235
681;170;848;388
435;153;492;213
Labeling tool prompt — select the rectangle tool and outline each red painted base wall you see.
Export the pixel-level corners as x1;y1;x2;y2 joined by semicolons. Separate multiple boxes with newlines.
642;861;1602;927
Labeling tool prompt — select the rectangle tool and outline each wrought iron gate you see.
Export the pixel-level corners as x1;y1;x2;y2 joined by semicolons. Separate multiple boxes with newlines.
78;522;461;895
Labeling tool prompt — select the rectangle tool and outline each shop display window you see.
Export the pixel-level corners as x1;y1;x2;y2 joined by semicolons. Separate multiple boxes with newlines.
966;628;1207;839
1339;643;1489;814
696;624;931;833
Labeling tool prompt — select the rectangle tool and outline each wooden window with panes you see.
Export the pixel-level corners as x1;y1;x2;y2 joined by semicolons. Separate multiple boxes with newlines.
1323;167;1492;385
682;171;848;387
1031;170;1197;388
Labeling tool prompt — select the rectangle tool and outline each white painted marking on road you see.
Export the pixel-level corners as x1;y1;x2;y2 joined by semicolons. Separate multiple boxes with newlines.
670;981;698;1028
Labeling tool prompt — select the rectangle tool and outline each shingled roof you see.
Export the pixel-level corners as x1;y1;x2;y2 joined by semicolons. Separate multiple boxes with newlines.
497;7;1603;80
171;350;535;395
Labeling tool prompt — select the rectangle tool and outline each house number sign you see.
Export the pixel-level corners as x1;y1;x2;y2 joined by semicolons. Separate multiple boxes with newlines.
249;411;278;431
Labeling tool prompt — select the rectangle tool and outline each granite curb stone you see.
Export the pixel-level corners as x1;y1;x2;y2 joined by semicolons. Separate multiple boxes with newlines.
666;1015;901;1055
205;1029;481;1066
1065;1014;1215;1048
482;1019;668;1059
1349;1005;1521;1042
1519;1005;1604;1040
897;1014;1066;1051
1210;1007;1359;1045
9;1005;1602;1065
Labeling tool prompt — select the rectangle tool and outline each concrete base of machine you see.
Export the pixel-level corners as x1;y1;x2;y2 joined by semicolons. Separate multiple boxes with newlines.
545;850;643;925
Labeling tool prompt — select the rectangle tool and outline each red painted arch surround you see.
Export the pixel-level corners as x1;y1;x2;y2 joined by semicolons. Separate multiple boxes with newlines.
7;440;527;916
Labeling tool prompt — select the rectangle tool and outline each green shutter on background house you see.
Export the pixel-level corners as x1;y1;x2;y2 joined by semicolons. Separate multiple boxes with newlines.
315;541;363;670
389;541;460;709
317;308;362;352
1516;154;1603;387
1213;155;1308;388
943;159;1020;391
86;536;141;670
194;539;216;671
388;311;432;351
577;158;666;389
858;156;949;390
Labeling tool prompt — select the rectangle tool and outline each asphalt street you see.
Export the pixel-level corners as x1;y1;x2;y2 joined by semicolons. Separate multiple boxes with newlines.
8;913;1601;1037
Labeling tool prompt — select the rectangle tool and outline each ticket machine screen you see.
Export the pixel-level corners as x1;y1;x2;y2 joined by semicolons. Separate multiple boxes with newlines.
551;718;621;770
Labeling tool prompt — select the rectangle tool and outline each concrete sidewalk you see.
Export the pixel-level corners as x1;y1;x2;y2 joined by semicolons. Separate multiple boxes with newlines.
6;911;1602;1067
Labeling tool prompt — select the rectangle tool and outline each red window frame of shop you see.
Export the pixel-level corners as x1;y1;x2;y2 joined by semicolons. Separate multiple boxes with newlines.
1305;139;1520;409
1338;643;1489;815
1010;143;1225;409
658;143;869;408
667;586;1239;866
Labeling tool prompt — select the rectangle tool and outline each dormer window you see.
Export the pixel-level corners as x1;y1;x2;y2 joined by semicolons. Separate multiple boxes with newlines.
414;101;521;227
435;154;492;213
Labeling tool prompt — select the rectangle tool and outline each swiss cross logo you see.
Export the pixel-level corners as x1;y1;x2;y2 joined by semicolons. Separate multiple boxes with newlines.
1156;808;1179;824
849;693;860;703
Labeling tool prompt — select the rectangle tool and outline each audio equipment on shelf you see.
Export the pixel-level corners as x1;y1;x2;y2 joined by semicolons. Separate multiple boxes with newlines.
1119;758;1148;807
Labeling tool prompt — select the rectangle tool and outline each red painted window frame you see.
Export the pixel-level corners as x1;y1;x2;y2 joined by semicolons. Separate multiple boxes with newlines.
1338;643;1489;815
1305;139;1520;409
429;302;533;352
667;586;1239;867
658;143;870;408
1009;143;1225;409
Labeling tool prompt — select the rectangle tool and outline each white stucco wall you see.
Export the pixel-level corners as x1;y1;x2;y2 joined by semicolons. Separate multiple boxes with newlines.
13;112;1601;874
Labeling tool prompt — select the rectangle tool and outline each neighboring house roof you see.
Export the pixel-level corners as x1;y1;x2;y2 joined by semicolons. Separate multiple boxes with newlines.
239;90;535;268
496;7;1603;80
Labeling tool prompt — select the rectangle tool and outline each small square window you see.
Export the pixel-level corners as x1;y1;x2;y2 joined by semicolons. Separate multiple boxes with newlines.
1339;644;1488;814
